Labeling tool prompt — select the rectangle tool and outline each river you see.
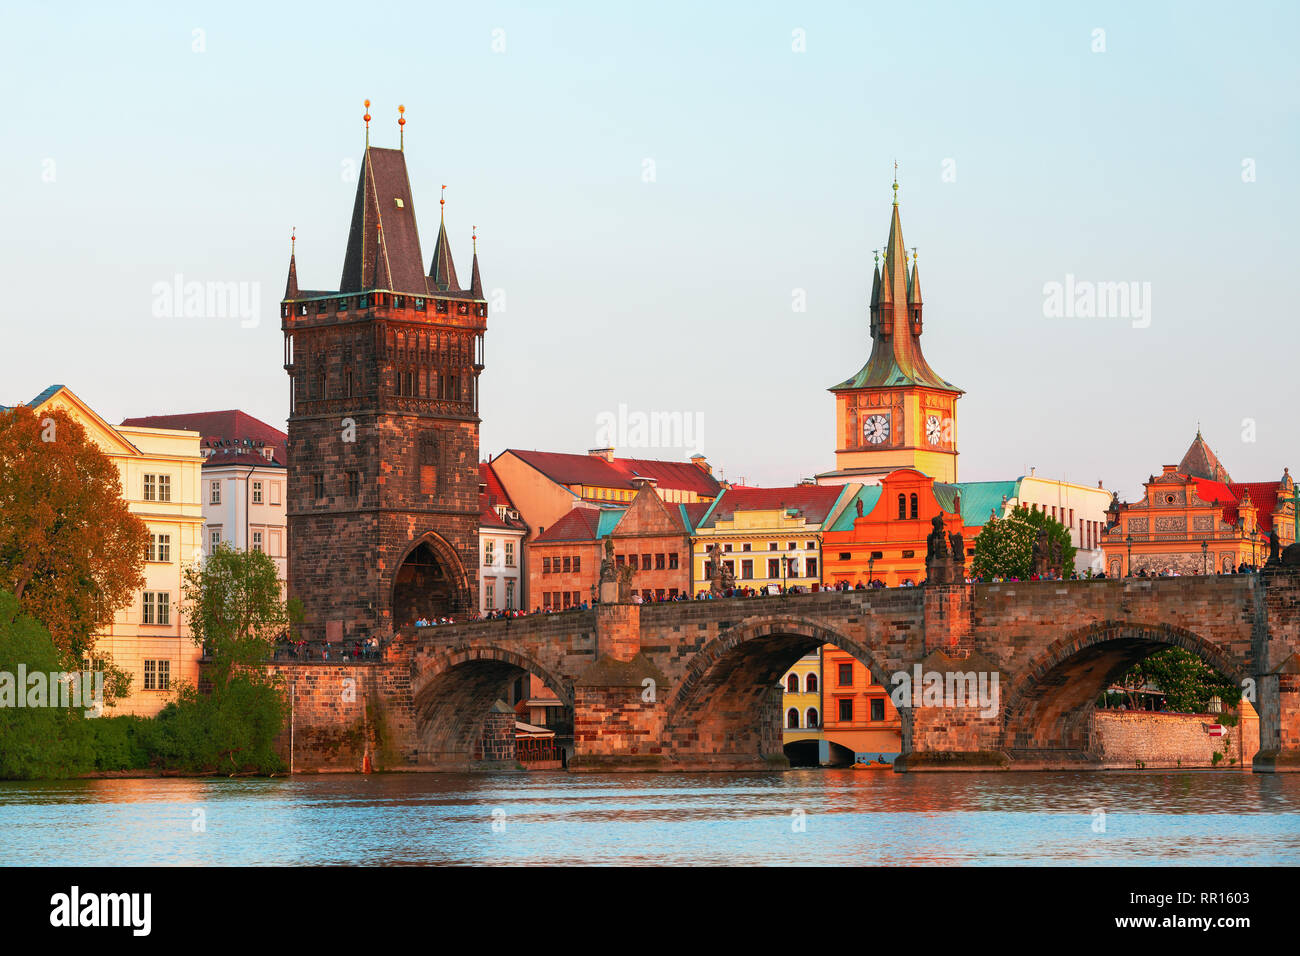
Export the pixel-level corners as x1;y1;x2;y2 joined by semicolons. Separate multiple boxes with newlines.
3;770;1298;866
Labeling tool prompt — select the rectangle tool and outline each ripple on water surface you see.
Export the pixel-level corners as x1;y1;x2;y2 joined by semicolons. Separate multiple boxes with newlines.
1;770;1298;865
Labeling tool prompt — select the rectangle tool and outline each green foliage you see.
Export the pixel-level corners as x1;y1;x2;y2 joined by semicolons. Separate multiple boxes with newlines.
971;505;1076;580
1116;647;1242;714
0;591;94;778
151;677;287;774
182;543;295;692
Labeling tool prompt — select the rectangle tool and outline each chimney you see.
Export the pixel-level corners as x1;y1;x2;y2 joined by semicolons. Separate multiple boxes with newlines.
589;447;615;462
690;454;711;475
1029;466;1036;477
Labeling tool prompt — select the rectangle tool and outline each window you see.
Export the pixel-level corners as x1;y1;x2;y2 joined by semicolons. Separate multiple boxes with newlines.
505;541;516;567
741;559;753;579
910;494;918;519
543;556;551;574
312;474;325;499
210;480;221;505
901;550;915;559
806;673;818;693
806;558;818;578
562;556;571;574
668;553;679;569
655;553;665;570
252;530;263;552
805;541;816;550
787;708;800;729
766;542;776;551
572;555;581;573
485;540;496;566
897;494;906;519
642;553;651;569
271;481;282;506
839;552;852;561
143;659;170;691
209;528;221;552
629;555;639;570
144;474;156;500
838;662;853;686
505;580;515;609
158;475;171;502
142;592;170;626
486;581;496;610
788;541;797;550
786;674;800;693
838;698;853;721
252;480;264;504
870;698;886;722
347;471;360;497
768;558;780;578
153;534;171;563
871;551;883;560
806;707;819;728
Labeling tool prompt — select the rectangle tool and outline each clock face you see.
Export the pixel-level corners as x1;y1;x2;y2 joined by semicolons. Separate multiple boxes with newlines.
863;414;890;445
926;415;943;445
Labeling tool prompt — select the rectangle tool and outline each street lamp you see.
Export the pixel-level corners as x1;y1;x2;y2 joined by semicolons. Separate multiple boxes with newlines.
1201;539;1208;576
1126;533;1133;577
868;554;876;587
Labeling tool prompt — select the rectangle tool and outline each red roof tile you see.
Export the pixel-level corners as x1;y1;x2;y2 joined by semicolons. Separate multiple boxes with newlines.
479;461;526;531
120;410;287;467
698;485;844;528
507;449;721;498
533;508;603;543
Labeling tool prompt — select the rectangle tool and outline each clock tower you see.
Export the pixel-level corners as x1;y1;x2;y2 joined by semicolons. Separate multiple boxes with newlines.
825;180;962;483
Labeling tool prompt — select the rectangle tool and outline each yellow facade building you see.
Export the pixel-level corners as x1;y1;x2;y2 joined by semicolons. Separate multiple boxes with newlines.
781;651;826;766
26;386;206;717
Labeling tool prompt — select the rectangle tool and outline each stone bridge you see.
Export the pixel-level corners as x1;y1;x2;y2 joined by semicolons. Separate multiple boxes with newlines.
268;571;1300;773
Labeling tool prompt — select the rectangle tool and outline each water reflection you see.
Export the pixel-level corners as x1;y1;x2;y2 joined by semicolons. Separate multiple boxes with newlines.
1;771;1297;866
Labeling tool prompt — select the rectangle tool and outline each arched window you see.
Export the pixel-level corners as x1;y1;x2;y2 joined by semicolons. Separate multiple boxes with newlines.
897;494;906;520
806;707;819;728
806;673;818;693
910;493;919;519
786;674;800;694
786;708;800;729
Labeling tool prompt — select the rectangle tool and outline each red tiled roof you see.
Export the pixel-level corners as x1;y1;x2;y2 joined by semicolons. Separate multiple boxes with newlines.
681;501;713;530
120;410;287;467
507;449;721;498
1189;478;1283;533
479;461;526;532
698;485;844;528
533;508;602;543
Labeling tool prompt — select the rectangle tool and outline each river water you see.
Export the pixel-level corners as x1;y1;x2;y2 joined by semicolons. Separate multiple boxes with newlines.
2;770;1298;866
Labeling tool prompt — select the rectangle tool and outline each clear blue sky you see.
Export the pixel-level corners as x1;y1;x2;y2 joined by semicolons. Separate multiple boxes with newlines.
4;0;1297;500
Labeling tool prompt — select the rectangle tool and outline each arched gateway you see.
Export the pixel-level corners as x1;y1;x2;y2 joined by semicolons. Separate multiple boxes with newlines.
391;532;473;626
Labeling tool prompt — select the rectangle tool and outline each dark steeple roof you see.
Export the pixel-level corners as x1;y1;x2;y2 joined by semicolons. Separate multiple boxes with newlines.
371;221;393;291
831;195;959;394
429;214;459;292
339;147;427;294
1179;431;1232;483
284;251;299;299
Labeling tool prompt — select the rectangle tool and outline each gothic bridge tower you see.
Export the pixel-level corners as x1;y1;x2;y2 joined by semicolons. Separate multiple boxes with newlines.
826;176;962;483
281;103;486;642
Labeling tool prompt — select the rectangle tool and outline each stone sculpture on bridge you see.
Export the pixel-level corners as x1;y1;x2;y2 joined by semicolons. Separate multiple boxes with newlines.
926;515;955;585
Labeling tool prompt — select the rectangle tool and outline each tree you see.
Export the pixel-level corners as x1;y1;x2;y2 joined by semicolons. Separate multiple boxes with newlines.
181;543;296;692
0;406;150;663
1117;648;1242;714
971;505;1076;580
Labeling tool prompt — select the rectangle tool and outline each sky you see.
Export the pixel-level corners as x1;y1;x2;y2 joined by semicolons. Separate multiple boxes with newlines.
3;0;1297;501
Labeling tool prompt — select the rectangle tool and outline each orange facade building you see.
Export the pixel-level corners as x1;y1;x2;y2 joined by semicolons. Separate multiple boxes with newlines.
527;484;703;609
1101;432;1296;576
820;645;902;762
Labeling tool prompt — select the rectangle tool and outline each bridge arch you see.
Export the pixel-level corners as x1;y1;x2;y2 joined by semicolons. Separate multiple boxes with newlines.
411;644;572;767
664;615;895;765
1002;621;1252;757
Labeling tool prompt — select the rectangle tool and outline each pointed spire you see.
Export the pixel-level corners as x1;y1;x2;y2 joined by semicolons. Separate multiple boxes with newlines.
284;227;299;298
908;248;922;305
429;185;459;291
470;225;483;298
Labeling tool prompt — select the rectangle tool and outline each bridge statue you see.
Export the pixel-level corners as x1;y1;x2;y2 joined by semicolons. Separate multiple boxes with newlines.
949;530;965;572
706;541;734;595
1032;526;1050;576
925;515;954;585
1266;529;1281;567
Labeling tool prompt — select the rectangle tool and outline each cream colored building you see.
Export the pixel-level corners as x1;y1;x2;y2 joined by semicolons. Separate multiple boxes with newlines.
26;386;205;717
1000;471;1114;573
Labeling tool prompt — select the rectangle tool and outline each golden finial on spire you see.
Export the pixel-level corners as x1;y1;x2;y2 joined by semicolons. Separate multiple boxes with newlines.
440;184;446;221
472;225;477;255
911;246;917;264
873;248;879;266
290;227;296;257
398;104;405;150
892;160;899;206
363;99;371;148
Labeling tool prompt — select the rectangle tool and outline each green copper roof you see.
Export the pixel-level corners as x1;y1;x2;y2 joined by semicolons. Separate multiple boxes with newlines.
596;509;626;538
827;485;884;532
933;480;1020;527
